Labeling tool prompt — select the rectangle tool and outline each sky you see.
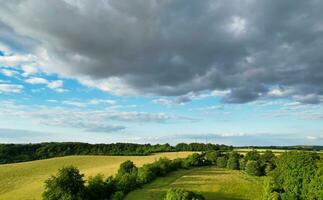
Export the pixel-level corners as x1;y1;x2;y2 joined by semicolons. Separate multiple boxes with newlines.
0;0;323;146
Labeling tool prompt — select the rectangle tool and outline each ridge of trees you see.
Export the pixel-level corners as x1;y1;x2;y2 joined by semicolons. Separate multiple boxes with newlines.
0;142;232;164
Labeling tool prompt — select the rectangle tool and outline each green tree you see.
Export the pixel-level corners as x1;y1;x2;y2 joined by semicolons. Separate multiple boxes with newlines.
226;152;240;170
307;163;323;199
85;175;115;200
117;160;137;176
164;188;205;200
216;157;227;168
245;160;262;176
43;166;85;200
268;151;319;199
205;151;221;164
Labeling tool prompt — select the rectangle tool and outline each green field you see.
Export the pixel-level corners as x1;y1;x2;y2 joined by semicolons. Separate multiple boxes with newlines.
0;152;192;200
125;167;264;200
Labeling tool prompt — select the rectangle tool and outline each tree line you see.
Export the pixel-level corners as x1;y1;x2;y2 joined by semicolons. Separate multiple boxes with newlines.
0;142;232;164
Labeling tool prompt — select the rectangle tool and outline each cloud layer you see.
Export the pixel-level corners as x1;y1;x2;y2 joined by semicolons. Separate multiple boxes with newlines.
1;0;323;103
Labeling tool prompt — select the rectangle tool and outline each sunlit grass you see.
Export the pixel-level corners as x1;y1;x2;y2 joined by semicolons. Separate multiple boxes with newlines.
125;166;265;200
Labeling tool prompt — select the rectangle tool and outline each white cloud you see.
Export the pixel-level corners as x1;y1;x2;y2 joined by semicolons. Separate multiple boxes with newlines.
47;80;63;89
0;54;36;66
25;77;65;92
0;68;18;77
0;101;194;133
228;16;247;35
25;77;48;84
0;84;23;93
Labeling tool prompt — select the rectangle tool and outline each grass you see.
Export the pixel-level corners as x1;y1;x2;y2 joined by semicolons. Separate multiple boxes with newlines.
125;166;265;200
0;152;192;200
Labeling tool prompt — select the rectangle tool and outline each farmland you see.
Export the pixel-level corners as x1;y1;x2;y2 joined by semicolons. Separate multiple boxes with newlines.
125;166;264;200
0;152;192;200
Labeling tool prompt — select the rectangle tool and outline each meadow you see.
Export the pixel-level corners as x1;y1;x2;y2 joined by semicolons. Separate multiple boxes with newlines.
125;166;264;200
0;152;192;200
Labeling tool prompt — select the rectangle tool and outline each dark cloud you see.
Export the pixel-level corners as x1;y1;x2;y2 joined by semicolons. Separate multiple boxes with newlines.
1;0;323;103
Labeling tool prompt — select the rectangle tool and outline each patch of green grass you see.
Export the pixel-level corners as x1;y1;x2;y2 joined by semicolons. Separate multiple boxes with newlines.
0;152;192;200
125;166;265;200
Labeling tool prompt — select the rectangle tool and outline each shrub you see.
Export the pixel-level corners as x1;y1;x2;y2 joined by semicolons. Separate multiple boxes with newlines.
115;172;138;193
239;159;247;170
226;152;240;170
43;166;85;200
216;157;227;168
164;188;205;200
245;160;262;176
205;151;221;164
137;165;155;184
244;150;261;161
85;175;115;200
117;160;137;176
110;191;124;200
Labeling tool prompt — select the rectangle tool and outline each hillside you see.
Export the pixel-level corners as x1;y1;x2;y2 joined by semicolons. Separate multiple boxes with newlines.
125;166;264;200
0;152;192;200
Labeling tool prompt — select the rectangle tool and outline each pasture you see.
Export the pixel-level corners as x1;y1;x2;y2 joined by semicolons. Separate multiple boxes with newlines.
0;152;192;200
125;166;264;200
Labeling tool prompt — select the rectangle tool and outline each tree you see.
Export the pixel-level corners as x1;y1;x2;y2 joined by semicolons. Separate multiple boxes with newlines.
117;160;137;176
43;166;85;200
266;151;320;199
164;188;205;200
307;163;323;199
245;160;262;176
85;175;115;200
216;157;227;168
205;151;221;164
244;150;261;161
226;152;240;170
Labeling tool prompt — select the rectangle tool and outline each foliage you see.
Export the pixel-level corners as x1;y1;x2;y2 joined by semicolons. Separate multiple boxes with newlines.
226;152;240;170
117;160;137;176
164;188;205;200
43;166;85;200
205;151;221;164
264;151;321;200
245;160;262;176
216;156;228;168
85;175;115;200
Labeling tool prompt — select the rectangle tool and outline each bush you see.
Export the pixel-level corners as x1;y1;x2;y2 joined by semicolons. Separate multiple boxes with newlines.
164;188;205;200
115;172;138;193
185;153;206;167
117;160;137;176
216;157;227;168
239;159;247;170
245;160;262;176
43;166;85;200
110;191;124;200
85;175;115;200
205;151;221;164
226;152;240;170
137;165;155;184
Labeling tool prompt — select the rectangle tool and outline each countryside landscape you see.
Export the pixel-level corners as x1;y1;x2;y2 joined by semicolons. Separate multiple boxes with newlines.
0;0;323;200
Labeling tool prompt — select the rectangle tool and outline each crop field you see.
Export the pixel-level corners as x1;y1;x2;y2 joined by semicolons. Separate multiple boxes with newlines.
0;152;192;200
125;166;265;200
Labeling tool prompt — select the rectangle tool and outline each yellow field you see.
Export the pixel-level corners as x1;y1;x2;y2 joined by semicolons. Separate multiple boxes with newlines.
0;152;192;200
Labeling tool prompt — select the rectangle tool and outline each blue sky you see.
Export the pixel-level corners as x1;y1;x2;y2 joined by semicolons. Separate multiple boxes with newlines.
0;0;323;145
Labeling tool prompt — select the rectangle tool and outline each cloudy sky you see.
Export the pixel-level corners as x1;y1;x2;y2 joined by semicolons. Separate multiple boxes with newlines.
0;0;323;145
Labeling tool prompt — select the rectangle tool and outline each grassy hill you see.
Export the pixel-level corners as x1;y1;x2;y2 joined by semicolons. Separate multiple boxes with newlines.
0;152;192;200
125;166;265;200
